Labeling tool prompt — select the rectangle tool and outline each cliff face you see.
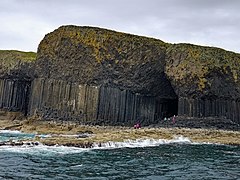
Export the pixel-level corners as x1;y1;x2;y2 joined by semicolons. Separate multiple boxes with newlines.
36;26;240;101
0;50;36;114
165;44;240;99
0;50;36;80
166;44;240;123
31;26;178;125
35;26;175;98
30;25;240;125
1;25;240;125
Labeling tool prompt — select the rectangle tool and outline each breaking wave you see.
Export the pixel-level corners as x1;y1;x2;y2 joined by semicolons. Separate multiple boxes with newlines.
0;130;222;156
93;136;192;149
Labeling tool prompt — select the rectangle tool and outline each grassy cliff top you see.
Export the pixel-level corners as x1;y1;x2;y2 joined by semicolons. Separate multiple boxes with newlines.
36;25;240;98
165;43;240;97
35;25;173;96
37;25;169;63
0;50;36;78
0;50;36;61
0;50;36;68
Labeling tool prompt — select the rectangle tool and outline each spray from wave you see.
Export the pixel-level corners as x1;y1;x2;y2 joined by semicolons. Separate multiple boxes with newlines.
93;136;192;149
0;130;220;155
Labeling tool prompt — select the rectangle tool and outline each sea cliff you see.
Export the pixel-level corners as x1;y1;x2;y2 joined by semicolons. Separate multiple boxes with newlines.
0;25;240;127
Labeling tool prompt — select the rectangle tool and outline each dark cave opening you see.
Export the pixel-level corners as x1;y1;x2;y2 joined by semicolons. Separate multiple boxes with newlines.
155;98;178;120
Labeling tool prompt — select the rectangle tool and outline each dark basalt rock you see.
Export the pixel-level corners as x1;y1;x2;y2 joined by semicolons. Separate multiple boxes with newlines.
35;25;175;98
165;43;240;99
165;44;240;124
0;50;36;114
0;50;36;80
29;26;240;125
1;25;240;126
0;141;39;147
29;26;179;125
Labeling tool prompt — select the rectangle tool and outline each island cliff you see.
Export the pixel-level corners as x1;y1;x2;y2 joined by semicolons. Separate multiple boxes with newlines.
166;44;240;123
0;25;240;126
0;50;36;114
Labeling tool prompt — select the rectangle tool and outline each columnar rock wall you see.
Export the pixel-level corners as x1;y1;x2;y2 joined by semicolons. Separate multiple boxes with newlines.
28;78;175;125
28;78;99;123
165;43;240;124
30;25;178;125
178;97;240;124
0;79;30;114
97;86;157;125
1;26;240;126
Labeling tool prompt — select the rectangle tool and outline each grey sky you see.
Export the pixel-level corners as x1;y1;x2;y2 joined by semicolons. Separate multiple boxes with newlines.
0;0;239;53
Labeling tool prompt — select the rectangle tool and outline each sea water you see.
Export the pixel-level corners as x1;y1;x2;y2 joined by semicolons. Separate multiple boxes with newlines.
0;131;239;179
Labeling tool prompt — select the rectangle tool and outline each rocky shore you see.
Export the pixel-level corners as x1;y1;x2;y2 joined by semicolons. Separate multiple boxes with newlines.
0;115;240;147
149;116;240;131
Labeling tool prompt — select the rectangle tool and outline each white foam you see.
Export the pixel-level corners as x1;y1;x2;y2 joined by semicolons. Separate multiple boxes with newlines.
0;136;191;154
0;130;22;134
70;164;83;168
35;134;52;138
0;143;89;155
93;135;192;149
0;135;220;155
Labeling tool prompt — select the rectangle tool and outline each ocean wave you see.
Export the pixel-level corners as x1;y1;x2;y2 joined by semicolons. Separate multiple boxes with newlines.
0;135;195;155
0;130;22;134
0;130;221;155
93;135;192;149
0;142;89;155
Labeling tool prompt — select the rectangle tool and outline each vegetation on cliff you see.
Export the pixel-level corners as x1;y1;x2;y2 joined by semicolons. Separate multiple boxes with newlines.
35;25;240;101
1;25;240;124
0;50;36;79
36;25;173;96
38;25;168;63
165;44;240;98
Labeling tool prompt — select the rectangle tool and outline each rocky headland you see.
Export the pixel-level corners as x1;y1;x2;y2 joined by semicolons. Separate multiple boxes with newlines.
0;25;240;147
32;25;240;126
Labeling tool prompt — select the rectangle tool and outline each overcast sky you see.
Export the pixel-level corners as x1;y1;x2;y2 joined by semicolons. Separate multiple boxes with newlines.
0;0;239;53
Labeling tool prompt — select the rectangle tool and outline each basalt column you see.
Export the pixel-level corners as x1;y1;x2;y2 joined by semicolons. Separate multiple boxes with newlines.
33;25;177;125
178;97;240;124
166;44;240;124
28;78;99;124
97;86;157;125
0;79;31;114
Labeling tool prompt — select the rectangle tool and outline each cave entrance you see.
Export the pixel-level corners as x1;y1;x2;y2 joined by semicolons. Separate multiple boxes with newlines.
155;98;178;120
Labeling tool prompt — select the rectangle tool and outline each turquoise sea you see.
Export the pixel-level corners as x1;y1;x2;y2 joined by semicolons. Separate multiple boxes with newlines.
0;130;239;180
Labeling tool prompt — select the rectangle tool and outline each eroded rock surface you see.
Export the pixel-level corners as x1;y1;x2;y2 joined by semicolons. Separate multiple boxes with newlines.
35;25;175;98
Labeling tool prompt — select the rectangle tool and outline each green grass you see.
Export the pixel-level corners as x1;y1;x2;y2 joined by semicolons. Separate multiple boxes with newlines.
38;25;169;63
165;43;240;91
0;50;36;70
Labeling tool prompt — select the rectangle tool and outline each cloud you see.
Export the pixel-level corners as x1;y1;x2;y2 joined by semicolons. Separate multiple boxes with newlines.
0;0;239;53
